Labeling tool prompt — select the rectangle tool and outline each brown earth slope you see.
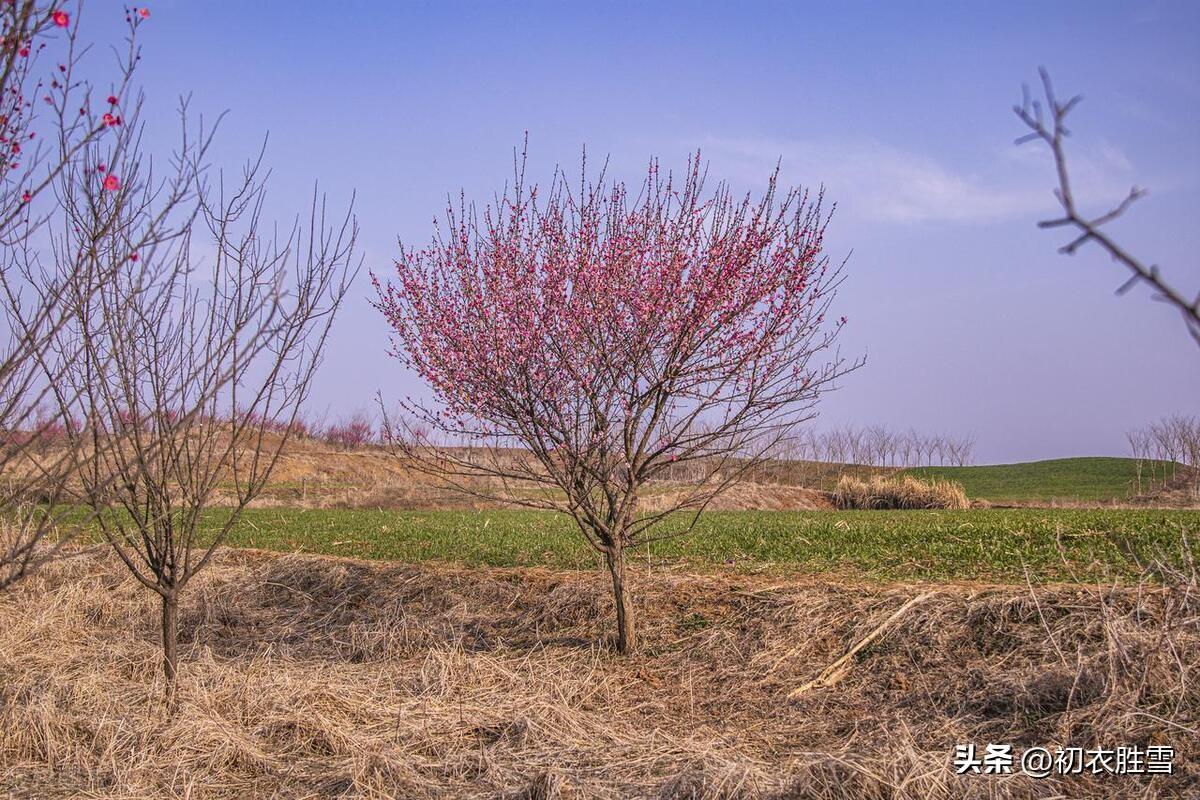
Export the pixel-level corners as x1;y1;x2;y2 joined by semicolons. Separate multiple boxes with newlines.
232;439;836;511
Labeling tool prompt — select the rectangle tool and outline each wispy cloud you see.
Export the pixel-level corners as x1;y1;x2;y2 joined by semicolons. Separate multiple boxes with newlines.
698;135;1136;225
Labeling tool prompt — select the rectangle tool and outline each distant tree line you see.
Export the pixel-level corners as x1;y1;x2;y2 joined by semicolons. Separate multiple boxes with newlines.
656;425;976;486
787;425;977;468
1127;414;1200;497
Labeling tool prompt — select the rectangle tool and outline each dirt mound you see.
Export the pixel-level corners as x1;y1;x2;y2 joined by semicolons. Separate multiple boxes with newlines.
2;548;1196;798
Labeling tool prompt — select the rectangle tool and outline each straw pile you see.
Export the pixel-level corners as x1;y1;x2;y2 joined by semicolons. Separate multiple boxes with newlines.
832;475;971;510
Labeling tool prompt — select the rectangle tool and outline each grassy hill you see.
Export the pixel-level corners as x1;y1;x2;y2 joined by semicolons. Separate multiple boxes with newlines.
901;456;1175;503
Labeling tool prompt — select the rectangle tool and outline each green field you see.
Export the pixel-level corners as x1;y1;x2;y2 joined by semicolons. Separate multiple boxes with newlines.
901;456;1173;503
146;506;1200;584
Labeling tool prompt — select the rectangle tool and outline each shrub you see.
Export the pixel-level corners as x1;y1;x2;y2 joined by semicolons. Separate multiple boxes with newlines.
323;412;376;449
833;474;970;510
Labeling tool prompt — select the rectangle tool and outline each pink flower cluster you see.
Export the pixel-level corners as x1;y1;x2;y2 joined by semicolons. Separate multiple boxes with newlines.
323;412;377;449
374;155;845;457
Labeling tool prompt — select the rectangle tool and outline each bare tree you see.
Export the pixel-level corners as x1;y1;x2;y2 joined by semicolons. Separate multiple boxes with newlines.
0;1;167;588
845;425;867;471
1127;427;1149;495
899;429;916;468
1015;68;1200;345
54;158;358;707
865;424;888;468
818;429;844;467
944;433;975;467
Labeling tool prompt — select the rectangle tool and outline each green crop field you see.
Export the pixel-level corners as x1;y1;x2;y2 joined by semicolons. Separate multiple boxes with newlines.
900;456;1175;503
112;506;1200;584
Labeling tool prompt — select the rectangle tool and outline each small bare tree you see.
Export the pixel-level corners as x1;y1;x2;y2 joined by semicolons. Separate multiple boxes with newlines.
898;429;915;467
54;158;358;707
1015;68;1200;346
865;424;889;468
944;433;975;467
1127;427;1150;494
845;425;867;471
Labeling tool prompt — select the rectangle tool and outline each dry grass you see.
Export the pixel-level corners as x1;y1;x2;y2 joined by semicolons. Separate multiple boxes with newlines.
832;475;971;510
1;545;1197;798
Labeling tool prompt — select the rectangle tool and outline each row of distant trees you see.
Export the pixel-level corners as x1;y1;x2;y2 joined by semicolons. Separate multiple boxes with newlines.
659;424;975;485
311;419;979;468
1127;414;1200;496
784;425;976;468
751;426;974;486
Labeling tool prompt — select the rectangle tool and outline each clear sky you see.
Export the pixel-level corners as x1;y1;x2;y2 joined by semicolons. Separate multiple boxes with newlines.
79;1;1200;464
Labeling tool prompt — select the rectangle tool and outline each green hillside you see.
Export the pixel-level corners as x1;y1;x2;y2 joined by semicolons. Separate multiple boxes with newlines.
901;457;1174;503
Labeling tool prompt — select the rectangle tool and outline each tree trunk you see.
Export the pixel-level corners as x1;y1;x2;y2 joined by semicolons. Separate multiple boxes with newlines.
604;546;635;654
161;592;179;712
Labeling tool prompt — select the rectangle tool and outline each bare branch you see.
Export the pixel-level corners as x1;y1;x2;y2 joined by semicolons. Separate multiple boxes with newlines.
1015;67;1200;346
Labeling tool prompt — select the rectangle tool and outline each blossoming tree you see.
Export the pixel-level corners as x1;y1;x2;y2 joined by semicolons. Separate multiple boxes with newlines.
374;155;855;653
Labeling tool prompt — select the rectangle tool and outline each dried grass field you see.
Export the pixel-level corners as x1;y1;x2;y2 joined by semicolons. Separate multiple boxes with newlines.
2;541;1197;799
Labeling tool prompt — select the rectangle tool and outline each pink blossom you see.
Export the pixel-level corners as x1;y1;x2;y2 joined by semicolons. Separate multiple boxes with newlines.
373;153;849;480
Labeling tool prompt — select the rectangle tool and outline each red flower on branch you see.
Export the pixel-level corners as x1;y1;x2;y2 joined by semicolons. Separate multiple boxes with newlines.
103;174;119;191
51;10;69;27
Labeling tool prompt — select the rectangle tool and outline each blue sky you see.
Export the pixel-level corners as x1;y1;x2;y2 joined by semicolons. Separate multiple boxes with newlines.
79;1;1199;463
